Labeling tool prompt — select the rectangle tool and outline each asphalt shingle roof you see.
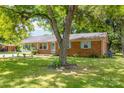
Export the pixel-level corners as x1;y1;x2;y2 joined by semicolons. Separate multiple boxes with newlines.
22;32;107;43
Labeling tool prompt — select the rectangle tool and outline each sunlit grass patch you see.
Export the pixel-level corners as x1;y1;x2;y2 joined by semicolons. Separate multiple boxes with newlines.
0;55;124;88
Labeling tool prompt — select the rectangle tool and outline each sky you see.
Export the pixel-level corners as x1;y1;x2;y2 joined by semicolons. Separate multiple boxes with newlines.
30;21;52;36
30;27;51;36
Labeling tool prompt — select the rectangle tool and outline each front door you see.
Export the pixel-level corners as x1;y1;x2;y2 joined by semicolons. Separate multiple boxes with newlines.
51;42;55;53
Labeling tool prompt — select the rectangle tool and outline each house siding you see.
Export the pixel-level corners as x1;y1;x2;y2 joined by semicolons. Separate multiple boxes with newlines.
6;46;16;51
56;41;102;57
27;40;104;57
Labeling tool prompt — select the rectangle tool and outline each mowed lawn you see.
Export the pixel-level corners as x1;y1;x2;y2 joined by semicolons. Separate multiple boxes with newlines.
0;55;124;88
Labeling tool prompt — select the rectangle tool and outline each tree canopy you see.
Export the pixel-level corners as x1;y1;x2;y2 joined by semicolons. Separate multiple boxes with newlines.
73;6;124;53
0;5;124;56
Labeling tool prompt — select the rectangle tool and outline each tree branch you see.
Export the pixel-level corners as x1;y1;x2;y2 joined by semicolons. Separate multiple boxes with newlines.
0;6;51;21
47;5;62;43
63;5;77;39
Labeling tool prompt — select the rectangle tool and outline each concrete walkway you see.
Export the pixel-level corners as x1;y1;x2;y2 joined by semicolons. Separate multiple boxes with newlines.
0;54;18;58
0;53;53;58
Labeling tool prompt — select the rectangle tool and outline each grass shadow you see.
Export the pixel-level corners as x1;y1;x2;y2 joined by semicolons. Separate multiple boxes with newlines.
0;55;124;88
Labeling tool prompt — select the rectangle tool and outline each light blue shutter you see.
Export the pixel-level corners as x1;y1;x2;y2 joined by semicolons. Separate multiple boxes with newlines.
88;41;91;48
80;42;84;48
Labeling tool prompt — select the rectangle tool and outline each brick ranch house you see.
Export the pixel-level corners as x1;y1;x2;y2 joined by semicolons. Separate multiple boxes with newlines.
22;32;108;57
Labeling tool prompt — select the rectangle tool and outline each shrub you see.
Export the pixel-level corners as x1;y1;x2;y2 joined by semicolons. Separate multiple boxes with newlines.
16;45;23;52
48;59;61;69
31;50;38;55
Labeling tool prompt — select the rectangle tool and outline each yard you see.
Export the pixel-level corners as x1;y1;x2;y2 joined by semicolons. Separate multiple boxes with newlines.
0;54;124;88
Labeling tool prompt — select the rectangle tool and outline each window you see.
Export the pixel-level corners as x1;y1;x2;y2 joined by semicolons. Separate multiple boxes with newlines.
39;43;48;50
23;44;32;50
80;41;91;49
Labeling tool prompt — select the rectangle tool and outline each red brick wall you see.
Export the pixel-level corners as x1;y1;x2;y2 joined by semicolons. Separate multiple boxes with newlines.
56;41;102;57
5;46;16;51
37;40;105;57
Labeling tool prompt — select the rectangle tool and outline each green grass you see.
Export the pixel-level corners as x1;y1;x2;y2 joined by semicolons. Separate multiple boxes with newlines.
0;55;124;88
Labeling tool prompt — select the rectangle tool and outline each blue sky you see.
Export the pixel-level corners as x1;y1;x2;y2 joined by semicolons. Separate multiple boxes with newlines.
30;22;52;36
30;27;51;36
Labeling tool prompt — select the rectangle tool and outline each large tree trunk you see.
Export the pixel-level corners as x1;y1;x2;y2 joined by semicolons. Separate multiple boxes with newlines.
59;6;77;65
59;41;68;65
47;5;77;66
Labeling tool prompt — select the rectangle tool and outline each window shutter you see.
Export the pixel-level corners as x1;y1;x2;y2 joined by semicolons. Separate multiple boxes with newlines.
88;41;92;48
80;42;84;48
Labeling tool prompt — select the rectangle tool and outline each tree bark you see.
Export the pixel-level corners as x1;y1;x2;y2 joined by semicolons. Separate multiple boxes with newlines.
59;41;68;65
59;6;76;65
47;5;77;66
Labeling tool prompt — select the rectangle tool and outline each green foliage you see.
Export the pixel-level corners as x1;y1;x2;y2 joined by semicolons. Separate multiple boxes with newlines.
48;59;61;68
0;5;124;53
73;6;110;33
16;45;23;52
0;5;70;44
31;50;38;55
73;5;124;52
37;6;68;34
0;6;34;44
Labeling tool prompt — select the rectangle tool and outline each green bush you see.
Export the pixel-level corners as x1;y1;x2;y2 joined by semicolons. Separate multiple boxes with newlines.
31;50;38;55
16;45;23;52
48;59;61;69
